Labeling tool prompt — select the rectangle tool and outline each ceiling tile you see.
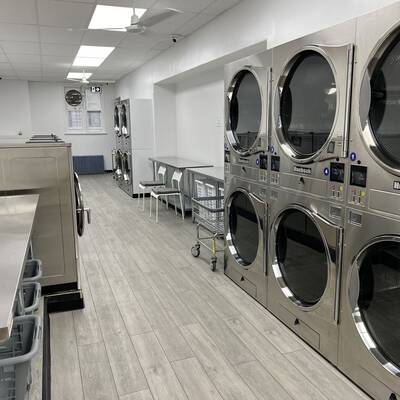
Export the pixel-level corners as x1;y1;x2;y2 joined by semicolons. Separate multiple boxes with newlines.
151;40;172;51
42;55;74;65
0;73;18;79
39;27;84;44
7;54;41;64
52;0;95;3
0;0;38;25
0;41;41;55
118;34;160;49
82;30;127;46
97;0;157;7
152;0;214;13
0;23;39;42
0;52;9;62
175;13;215;35
147;12;197;34
41;43;79;56
38;0;95;28
203;0;240;16
13;63;42;72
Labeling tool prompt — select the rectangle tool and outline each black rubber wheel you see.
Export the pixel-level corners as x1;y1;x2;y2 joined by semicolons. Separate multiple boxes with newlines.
210;260;217;271
191;245;200;258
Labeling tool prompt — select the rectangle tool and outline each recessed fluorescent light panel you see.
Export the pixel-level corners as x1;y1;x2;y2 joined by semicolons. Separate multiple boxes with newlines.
73;45;115;67
67;72;92;80
88;5;147;30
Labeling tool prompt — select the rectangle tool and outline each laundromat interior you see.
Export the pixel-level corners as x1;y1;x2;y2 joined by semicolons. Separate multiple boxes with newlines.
3;0;400;399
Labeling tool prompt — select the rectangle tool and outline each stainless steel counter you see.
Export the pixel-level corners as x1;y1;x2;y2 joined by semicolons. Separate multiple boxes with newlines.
0;194;39;342
149;156;213;170
187;167;224;183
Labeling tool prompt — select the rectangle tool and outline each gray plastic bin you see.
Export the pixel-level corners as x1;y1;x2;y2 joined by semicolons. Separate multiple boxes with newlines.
0;316;41;400
23;260;42;283
22;283;41;315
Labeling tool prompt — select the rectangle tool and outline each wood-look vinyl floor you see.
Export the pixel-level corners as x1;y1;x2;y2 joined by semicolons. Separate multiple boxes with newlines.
49;174;371;400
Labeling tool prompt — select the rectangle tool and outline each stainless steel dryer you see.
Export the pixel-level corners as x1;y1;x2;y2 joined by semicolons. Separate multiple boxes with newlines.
224;51;271;185
338;4;400;399
269;21;355;203
119;99;134;196
267;187;344;365
225;175;268;307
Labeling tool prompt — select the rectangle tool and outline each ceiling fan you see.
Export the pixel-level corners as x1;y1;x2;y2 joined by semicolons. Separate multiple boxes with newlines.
68;1;183;36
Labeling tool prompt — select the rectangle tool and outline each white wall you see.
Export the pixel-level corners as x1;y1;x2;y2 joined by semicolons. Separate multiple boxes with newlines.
115;0;399;164
0;80;116;170
175;68;224;167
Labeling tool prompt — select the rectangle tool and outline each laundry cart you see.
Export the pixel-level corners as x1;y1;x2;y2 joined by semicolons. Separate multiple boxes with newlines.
191;181;224;271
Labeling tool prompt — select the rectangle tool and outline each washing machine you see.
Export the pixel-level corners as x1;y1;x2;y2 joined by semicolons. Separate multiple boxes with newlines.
338;4;400;399
269;20;355;203
267;187;344;364
225;175;268;307
224;50;271;185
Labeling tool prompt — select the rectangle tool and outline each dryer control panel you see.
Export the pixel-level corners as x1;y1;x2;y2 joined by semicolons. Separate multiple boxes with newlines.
270;156;280;185
328;162;345;201
259;154;268;183
348;165;367;207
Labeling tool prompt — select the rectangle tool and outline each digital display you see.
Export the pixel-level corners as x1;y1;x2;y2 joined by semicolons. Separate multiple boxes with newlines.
350;165;367;188
259;154;268;170
330;162;345;183
224;150;230;163
271;156;280;172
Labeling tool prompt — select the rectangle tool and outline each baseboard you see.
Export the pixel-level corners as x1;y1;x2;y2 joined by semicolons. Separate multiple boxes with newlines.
41;282;78;295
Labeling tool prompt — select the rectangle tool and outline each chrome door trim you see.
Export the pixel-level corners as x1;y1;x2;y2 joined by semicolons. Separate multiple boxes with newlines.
225;66;265;157
348;235;400;377
270;203;341;313
358;24;400;176
225;187;264;271
274;45;348;164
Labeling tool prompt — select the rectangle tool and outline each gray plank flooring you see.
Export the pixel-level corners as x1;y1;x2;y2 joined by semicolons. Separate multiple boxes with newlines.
50;174;371;400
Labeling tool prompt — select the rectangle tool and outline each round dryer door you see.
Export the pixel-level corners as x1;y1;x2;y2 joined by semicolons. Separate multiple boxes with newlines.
121;104;129;137
351;238;400;376
227;191;259;267
227;70;262;154
274;208;329;306
279;50;337;159
365;33;400;172
122;152;131;182
114;106;120;135
115;150;123;179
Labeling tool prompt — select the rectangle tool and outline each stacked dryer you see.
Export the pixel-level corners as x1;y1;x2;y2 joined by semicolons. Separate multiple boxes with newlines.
112;98;123;182
224;51;271;307
267;21;356;365
119;99;134;197
338;4;400;399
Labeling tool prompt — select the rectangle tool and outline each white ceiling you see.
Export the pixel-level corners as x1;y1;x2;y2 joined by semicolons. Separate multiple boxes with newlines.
0;0;241;82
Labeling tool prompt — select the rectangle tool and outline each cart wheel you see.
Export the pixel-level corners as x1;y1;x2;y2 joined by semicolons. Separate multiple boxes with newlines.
191;245;200;258
210;259;217;271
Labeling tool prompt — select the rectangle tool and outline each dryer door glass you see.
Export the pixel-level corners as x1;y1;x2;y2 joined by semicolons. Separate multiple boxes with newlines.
369;35;400;166
358;240;400;369
276;209;328;305
280;51;337;157
229;70;262;152
229;191;259;266
114;106;119;131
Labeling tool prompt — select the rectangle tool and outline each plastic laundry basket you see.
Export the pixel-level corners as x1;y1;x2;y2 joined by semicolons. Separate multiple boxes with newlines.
23;260;42;283
0;315;41;400
22;283;41;315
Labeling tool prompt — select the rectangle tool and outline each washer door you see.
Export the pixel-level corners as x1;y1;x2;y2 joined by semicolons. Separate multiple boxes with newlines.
122;152;131;182
279;50;337;160
350;237;400;376
227;190;263;268
115;150;123;179
361;32;400;174
121;104;129;137
272;206;341;313
114;106;120;136
226;69;263;155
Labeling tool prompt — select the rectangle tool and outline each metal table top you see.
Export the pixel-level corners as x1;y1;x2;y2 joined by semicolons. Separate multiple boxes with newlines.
187;167;224;183
149;156;213;169
0;194;39;342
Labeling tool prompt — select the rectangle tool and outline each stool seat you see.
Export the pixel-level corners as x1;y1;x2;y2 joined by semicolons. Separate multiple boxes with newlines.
152;187;180;195
140;180;164;187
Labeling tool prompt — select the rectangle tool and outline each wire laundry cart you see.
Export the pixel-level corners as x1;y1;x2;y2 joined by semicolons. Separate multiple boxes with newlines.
191;186;224;271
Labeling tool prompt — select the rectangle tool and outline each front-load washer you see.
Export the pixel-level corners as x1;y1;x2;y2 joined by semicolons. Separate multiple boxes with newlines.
121;150;133;197
224;51;271;185
345;3;400;215
225;176;268;307
269;21;355;203
267;187;344;365
339;209;400;400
